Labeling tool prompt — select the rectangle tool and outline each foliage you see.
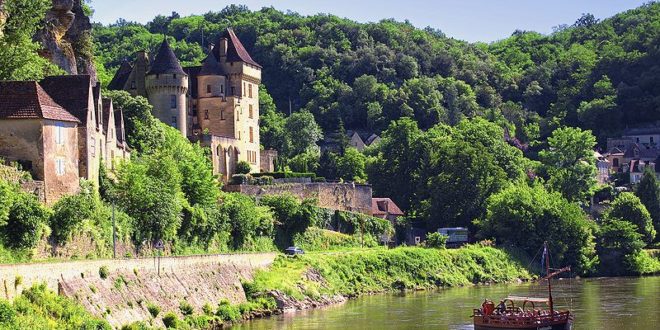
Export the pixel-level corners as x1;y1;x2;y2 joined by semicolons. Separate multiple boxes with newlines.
3;190;49;249
219;193;273;249
146;302;160;318
179;300;194;316
162;311;178;328
99;266;109;279
539;127;597;203
425;232;448;249
636;168;660;241
292;227;375;251
479;182;598;274
235;161;252;175
4;284;110;329
605;192;656;244
261;194;317;249
334;147;367;182
245;246;530;301
596;218;646;275
215;300;241;322
0;0;63;80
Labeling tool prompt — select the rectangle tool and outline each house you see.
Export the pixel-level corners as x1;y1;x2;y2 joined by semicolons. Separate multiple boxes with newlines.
372;198;404;222
622;126;660;149
594;151;610;184
606;147;625;172
347;130;381;152
626;159;659;184
0;76;131;204
0;81;80;204
110;28;269;181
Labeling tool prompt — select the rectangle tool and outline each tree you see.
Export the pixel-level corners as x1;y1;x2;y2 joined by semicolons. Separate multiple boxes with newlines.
261;194;317;248
0;0;62;80
283;111;323;157
596;219;645;275
235;161;251;174
335;147;367;182
479;183;598;274
3;191;49;249
636;168;660;241
539;127;597;202
605;192;656;244
103;90;165;154
219;193;273;249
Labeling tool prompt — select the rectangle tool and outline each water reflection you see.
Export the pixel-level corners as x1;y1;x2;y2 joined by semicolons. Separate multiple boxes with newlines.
235;277;660;329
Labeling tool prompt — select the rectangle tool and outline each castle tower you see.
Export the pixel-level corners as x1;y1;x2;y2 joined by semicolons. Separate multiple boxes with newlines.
145;39;188;136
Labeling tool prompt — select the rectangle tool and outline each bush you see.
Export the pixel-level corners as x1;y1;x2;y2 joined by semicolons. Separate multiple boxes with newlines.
231;174;249;185
49;187;96;244
146;302;160;318
235;161;252;174
179;300;193;316
162;312;178;328
293;227;372;251
215;301;241;322
425;232;448;249
312;177;326;183
0;300;15;324
252;172;316;179
4;192;49;249
606;192;656;244
202;303;214;316
99;266;109;279
254;176;274;185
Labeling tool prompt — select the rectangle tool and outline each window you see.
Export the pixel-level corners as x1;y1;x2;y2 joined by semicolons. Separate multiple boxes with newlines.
55;122;64;145
170;95;177;108
651;137;655;143
56;158;65;176
173;74;177;79
204;110;209;120
249;127;254;143
243;82;246;96
220;85;224;94
171;116;177;128
130;81;136;89
220;110;225;120
248;84;253;98
613;158;619;167
249;105;253;118
238;131;241;140
90;138;96;156
236;111;239;121
231;86;235;95
207;85;212;93
637;137;640;143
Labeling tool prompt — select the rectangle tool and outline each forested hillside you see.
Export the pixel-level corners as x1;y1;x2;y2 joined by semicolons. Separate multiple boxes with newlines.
93;3;660;146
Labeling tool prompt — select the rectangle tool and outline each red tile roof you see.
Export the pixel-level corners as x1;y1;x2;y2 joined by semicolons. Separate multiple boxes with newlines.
372;198;404;216
0;81;80;123
40;75;94;126
214;28;261;68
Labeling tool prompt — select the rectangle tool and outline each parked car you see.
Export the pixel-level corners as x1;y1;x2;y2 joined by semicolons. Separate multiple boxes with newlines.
284;246;305;255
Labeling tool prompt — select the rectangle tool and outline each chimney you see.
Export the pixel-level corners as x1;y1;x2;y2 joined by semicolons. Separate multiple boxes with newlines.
219;37;228;58
135;51;149;96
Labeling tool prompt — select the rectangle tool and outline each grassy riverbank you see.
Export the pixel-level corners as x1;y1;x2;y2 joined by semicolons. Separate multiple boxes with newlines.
244;245;531;303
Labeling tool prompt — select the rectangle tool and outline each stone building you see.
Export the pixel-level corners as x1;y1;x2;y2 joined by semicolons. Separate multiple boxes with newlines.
109;28;268;181
0;76;130;204
0;81;80;204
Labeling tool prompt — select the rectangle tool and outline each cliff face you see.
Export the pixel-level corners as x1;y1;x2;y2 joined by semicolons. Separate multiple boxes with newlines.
36;0;97;83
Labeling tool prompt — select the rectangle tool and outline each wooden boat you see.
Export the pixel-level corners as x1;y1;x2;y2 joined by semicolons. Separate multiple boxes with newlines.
472;242;574;330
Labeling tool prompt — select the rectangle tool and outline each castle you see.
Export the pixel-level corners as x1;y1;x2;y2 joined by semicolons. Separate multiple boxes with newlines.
109;28;274;181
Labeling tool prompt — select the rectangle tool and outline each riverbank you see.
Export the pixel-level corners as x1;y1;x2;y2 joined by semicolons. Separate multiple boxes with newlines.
243;245;532;314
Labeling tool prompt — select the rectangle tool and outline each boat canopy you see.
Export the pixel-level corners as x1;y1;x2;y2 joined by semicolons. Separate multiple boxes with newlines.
505;296;549;303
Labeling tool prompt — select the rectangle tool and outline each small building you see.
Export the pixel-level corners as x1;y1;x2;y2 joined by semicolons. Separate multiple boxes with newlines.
0;81;81;204
372;198;404;222
347;130;381;152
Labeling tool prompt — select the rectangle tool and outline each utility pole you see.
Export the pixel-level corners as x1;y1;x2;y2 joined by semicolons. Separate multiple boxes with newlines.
112;202;116;259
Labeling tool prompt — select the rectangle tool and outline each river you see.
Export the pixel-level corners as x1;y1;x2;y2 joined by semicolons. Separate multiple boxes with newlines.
235;276;659;329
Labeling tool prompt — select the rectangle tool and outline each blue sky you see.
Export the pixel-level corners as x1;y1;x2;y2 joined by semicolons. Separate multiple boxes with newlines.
91;0;648;42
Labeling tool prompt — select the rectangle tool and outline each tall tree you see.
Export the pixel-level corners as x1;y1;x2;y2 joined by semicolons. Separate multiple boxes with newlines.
606;192;656;244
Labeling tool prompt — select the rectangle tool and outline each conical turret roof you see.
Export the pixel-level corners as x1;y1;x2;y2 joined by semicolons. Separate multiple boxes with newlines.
199;50;224;76
148;39;186;75
213;28;261;68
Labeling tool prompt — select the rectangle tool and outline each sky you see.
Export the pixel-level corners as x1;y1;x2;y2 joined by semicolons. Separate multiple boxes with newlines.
91;0;649;42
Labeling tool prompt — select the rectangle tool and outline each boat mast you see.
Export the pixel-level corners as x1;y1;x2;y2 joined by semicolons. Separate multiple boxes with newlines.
544;241;553;314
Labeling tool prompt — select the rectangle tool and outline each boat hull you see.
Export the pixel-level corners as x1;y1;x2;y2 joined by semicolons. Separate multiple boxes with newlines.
474;324;572;330
473;315;573;330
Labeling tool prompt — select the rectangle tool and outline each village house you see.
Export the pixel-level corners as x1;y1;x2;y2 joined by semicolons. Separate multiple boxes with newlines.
0;76;130;204
110;28;274;181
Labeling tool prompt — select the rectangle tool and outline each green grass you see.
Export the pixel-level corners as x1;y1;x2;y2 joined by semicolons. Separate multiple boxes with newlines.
0;283;110;329
244;245;531;302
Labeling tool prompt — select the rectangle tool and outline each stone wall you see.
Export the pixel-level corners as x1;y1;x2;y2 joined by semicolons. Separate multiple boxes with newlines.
0;253;275;300
227;183;373;215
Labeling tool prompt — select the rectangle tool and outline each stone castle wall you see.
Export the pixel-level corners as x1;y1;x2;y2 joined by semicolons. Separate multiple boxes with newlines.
227;183;373;215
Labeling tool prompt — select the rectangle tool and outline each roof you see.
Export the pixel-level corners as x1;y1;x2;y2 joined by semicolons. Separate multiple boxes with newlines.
108;60;133;90
114;108;125;144
40;75;94;126
148;39;186;75
198;51;225;76
623;143;660;159
623;126;660;136
102;98;113;133
372;198;404;216
505;296;549;303
0;81;80;123
213;28;261;68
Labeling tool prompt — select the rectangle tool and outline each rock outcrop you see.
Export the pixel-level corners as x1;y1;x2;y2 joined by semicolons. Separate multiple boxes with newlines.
36;0;97;83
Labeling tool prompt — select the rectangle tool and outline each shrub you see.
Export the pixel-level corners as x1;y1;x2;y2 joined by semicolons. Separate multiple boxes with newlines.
293;227;369;251
202;303;214;316
231;174;249;185
49;188;96;244
215;301;241;322
162;312;178;328
312;177;326;183
99;266;109;279
146;302;160;318
235;161;252;174
426;232;448;249
0;300;15;324
179;300;193;316
4;192;49;249
255;176;274;185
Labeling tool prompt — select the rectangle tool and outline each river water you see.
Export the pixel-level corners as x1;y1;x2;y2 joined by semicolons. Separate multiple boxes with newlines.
235;276;659;330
